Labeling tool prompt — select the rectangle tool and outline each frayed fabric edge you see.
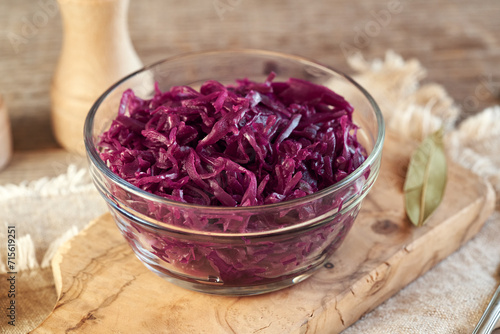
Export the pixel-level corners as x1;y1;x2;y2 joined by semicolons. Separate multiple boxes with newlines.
0;164;96;200
0;164;97;274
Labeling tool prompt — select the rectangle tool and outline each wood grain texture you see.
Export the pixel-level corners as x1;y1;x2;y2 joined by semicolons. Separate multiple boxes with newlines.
33;132;496;334
0;149;86;185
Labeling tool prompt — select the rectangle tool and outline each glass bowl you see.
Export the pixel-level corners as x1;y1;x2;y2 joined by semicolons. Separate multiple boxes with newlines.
84;49;385;296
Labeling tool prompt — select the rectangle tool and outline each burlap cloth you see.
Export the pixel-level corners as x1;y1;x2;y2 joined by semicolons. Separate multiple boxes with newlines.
0;52;499;333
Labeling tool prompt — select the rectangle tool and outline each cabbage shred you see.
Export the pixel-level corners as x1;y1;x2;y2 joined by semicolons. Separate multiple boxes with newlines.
99;74;366;208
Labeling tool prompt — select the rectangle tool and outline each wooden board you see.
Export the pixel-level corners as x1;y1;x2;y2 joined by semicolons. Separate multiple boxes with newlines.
33;132;495;334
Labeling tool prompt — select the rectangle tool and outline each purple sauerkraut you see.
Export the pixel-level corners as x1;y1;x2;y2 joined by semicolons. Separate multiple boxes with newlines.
99;73;366;210
98;73;369;286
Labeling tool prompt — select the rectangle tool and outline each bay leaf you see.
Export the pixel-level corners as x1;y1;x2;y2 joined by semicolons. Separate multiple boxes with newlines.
404;129;447;227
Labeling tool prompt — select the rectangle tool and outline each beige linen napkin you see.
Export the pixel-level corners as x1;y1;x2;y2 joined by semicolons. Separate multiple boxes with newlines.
0;167;107;331
0;52;499;333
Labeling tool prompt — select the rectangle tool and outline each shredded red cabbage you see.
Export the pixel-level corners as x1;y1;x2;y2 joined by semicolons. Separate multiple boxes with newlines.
99;74;370;286
99;73;367;209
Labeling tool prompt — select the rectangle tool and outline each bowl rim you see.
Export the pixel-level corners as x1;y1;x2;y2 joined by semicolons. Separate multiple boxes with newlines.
84;49;385;219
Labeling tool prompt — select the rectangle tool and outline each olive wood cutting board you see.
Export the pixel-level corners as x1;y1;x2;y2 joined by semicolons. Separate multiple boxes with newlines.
33;132;495;334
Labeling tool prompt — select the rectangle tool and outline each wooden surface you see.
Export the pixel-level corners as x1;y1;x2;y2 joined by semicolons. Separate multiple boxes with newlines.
33;132;496;334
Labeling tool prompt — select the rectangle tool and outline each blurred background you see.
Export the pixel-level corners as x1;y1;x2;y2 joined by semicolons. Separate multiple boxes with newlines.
0;0;499;153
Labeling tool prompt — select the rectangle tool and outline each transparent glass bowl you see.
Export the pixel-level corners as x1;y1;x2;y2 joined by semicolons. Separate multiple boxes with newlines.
84;50;385;296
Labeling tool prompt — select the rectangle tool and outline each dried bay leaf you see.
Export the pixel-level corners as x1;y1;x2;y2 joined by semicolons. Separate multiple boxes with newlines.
404;129;447;227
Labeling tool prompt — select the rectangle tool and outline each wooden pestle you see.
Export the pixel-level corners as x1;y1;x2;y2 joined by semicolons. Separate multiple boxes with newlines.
0;95;12;171
51;0;142;154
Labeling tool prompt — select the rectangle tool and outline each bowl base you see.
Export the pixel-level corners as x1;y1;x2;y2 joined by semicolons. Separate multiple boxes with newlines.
143;262;321;296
